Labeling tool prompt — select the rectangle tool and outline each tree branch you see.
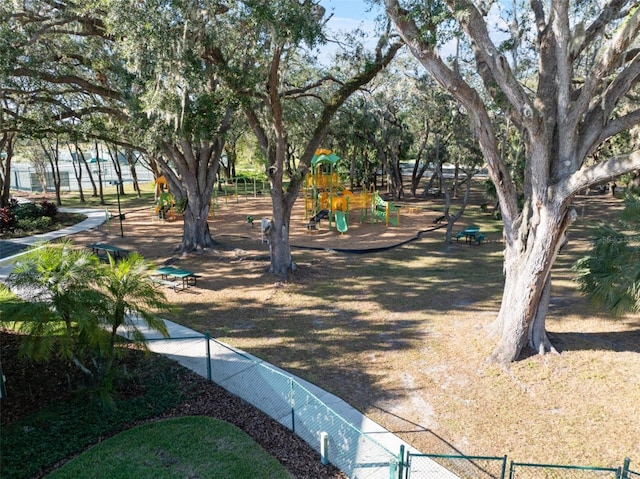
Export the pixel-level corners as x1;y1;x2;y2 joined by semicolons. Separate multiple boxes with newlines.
571;6;640;131
556;149;640;198
600;52;640;121
282;76;339;97
449;0;537;127
579;109;640;161
571;0;631;60
10;67;123;102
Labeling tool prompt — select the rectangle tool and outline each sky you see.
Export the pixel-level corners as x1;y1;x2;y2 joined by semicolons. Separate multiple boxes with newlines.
316;0;382;62
321;0;381;28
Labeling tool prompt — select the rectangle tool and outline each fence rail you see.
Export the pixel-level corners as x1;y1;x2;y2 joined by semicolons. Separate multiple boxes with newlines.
404;451;636;479
509;462;620;479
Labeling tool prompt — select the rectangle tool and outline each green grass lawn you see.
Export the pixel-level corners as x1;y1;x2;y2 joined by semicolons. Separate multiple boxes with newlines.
45;416;293;479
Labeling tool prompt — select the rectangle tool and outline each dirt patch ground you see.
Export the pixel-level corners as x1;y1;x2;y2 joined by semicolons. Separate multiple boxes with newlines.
14;191;640;471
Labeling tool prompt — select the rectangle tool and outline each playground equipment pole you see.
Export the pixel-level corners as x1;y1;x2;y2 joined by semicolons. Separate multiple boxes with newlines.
110;180;124;238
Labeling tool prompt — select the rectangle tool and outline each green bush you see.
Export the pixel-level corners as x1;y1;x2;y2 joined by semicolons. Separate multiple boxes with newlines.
12;202;42;221
16;216;52;231
0;353;187;479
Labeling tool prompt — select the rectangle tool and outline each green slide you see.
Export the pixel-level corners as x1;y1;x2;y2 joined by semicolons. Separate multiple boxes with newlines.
334;210;348;233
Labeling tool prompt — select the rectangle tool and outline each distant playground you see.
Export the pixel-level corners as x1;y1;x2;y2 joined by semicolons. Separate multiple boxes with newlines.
152;149;405;237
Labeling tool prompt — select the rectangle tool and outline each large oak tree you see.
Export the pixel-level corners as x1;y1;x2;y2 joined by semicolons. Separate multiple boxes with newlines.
384;0;640;362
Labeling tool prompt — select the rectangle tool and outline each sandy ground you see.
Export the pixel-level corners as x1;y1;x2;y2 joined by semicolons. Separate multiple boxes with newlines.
69;195;447;262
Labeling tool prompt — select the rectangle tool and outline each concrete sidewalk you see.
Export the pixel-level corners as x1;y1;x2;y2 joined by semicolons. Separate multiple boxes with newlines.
0;208;107;276
1;206;460;479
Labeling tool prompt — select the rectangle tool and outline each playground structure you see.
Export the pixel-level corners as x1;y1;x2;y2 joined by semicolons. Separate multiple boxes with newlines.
153;176;191;221
153;159;400;230
154;176;175;220
303;149;400;232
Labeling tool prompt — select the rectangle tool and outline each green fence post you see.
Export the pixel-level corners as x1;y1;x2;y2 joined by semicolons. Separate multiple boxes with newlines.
397;445;404;479
290;378;295;433
205;333;212;382
389;459;398;479
622;458;631;479
320;432;329;465
500;455;508;479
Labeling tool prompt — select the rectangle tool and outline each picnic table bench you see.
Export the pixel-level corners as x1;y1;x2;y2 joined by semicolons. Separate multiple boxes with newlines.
149;276;183;292
455;226;480;243
154;266;200;291
87;243;130;261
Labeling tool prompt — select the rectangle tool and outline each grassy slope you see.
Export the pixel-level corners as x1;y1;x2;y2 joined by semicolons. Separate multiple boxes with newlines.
45;417;292;479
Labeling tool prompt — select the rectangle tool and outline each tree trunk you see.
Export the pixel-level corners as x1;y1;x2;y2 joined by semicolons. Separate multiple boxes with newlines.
181;196;215;250
95;141;105;205
125;149;141;198
68;142;85;203
41;138;62;205
389;150;404;200
77;144;98;197
0;132;15;207
107;143;124;194
488;202;574;363
443;170;472;243
267;192;295;280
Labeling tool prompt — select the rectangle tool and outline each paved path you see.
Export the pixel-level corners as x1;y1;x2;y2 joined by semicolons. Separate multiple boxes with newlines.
0;208;107;276
0;206;460;479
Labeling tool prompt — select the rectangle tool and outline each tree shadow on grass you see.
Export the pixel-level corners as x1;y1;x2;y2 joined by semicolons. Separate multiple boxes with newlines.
370;404;463;454
548;328;640;353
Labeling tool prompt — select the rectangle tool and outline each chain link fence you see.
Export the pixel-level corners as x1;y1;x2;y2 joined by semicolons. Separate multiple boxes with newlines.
508;463;621;479
405;453;506;479
135;329;402;478
403;451;636;479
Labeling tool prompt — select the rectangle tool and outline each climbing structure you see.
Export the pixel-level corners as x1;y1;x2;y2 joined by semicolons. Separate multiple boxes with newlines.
304;149;374;232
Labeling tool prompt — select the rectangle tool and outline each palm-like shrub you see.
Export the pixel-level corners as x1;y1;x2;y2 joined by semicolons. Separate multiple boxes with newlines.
574;192;640;315
94;253;172;377
6;241;103;368
4;241;173;399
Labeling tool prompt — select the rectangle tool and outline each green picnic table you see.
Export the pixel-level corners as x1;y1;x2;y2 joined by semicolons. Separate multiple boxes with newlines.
155;266;199;291
87;243;130;261
455;226;481;243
